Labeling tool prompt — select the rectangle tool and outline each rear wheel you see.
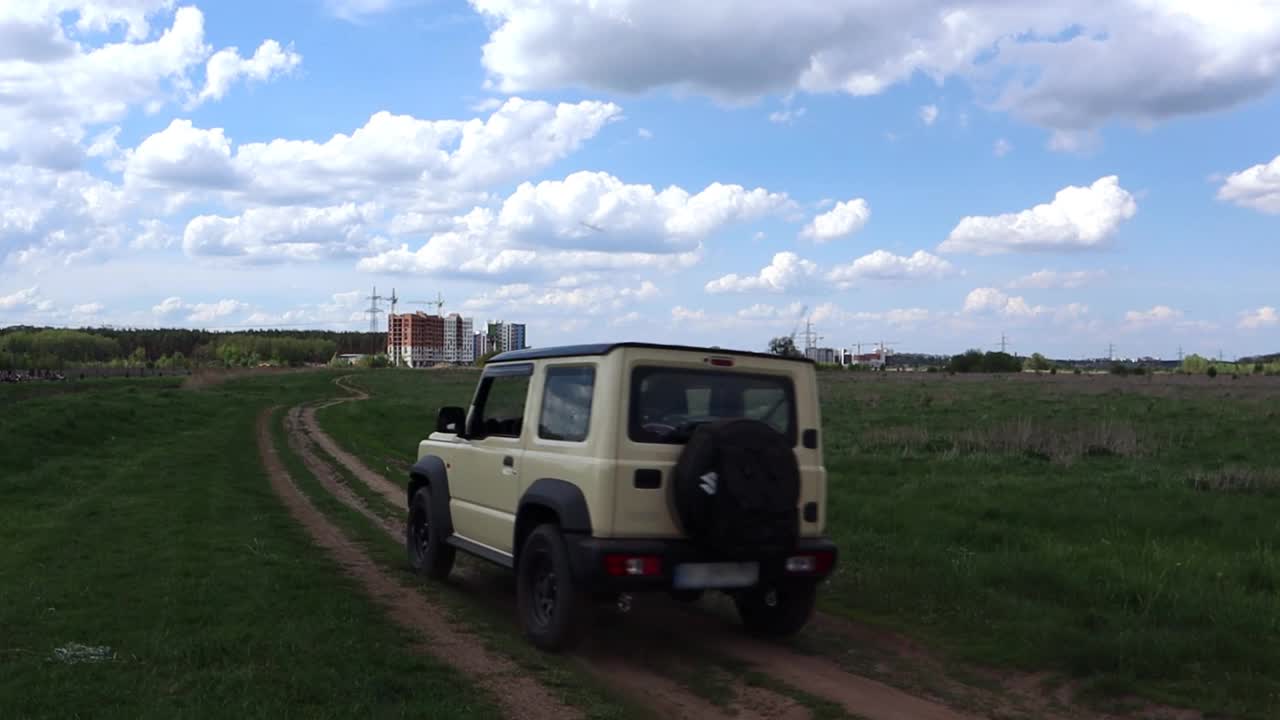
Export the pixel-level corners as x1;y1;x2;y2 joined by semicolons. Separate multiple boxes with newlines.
517;524;591;651
735;583;816;637
407;487;454;580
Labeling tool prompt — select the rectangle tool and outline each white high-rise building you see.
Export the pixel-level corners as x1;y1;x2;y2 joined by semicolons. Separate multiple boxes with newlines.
443;313;474;364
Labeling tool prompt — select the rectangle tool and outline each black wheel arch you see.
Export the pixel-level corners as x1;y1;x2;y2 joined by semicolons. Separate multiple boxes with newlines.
408;454;453;537
514;478;592;561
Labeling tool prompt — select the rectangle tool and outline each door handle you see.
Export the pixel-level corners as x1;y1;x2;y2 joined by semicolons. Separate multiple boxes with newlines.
502;455;514;467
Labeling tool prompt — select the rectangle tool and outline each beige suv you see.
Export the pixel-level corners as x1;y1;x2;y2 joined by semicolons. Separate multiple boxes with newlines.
406;342;837;651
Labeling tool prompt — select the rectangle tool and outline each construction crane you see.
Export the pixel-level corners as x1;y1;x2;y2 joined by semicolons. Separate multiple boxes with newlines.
406;292;445;316
780;304;809;357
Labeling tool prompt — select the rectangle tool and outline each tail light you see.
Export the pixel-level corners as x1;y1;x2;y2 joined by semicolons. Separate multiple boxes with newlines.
604;555;662;577
785;550;834;576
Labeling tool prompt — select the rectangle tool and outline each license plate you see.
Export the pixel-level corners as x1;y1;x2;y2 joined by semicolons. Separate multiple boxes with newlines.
673;562;759;589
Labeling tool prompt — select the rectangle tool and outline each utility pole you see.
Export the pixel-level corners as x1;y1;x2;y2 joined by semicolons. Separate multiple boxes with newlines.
365;286;385;356
388;288;399;367
1177;346;1184;362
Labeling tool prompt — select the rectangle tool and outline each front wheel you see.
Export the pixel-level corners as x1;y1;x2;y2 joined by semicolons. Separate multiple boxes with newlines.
517;524;591;651
407;487;454;580
735;583;817;637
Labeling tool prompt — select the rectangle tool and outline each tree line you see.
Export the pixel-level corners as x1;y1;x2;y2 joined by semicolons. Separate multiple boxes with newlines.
0;327;385;370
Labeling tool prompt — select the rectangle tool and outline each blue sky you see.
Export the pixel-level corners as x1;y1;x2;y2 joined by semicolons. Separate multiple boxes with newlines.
2;0;1278;359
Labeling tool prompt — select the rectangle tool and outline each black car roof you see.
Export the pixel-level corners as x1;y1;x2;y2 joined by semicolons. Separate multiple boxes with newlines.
489;342;814;364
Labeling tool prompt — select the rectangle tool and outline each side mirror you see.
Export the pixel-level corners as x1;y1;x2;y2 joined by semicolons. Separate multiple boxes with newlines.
436;406;466;435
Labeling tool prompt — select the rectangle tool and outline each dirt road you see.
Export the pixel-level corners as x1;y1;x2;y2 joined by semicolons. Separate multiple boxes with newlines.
274;377;998;720
263;375;1198;720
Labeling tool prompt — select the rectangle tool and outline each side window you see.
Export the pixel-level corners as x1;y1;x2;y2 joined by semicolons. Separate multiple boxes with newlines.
538;366;595;442
473;374;531;438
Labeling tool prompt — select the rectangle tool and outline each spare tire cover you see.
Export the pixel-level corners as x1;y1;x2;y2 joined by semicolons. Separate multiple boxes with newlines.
672;419;801;558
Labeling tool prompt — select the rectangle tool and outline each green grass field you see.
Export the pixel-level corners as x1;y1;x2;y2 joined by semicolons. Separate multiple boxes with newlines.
0;372;500;719
320;368;1280;719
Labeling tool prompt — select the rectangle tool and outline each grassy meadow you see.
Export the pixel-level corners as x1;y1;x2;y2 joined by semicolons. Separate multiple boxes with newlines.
0;372;500;719
320;368;1280;719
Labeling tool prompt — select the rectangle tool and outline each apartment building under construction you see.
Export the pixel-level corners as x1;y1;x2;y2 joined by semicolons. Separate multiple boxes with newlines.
387;312;473;367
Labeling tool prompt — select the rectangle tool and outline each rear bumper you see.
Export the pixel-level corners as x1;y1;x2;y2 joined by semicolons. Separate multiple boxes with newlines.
564;535;838;593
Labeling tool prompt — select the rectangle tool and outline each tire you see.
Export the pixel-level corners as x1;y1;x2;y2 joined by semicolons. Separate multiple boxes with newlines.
407;487;455;580
517;524;591;652
735;583;817;637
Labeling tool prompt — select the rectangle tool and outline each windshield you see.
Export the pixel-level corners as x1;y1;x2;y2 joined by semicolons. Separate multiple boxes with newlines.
628;366;796;445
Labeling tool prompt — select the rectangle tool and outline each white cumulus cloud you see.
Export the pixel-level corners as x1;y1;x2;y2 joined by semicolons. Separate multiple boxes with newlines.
1007;269;1108;289
358;171;788;278
0;5;297;168
1239;306;1279;329
800;197;870;242
195;39;301;106
182;203;384;262
963;288;1045;318
826;250;954;289
705;252;819;294
468;1;1280;139
940;176;1137;255
1217;153;1280;214
125;98;621;206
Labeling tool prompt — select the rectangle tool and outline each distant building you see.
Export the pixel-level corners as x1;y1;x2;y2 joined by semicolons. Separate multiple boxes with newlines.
389;311;475;367
486;321;527;354
805;347;837;364
334;353;367;366
473;332;486;361
443;313;474;365
388;312;444;368
853;352;887;369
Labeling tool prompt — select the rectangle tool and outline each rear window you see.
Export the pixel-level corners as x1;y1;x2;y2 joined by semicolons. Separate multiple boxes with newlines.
628;366;796;445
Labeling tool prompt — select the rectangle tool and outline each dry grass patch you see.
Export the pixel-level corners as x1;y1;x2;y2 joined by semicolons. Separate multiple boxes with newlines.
861;418;1145;465
1189;468;1280;495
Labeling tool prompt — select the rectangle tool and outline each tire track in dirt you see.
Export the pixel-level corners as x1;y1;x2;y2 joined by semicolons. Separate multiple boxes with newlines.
256;407;578;720
306;376;982;720
294;379;794;720
299;377;404;508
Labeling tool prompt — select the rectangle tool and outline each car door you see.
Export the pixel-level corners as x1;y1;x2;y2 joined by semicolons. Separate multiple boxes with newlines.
450;362;532;555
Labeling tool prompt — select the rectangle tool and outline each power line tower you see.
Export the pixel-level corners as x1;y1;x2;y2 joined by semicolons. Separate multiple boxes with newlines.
799;318;823;355
364;286;385;356
387;288;399;367
1107;343;1117;361
997;333;1011;354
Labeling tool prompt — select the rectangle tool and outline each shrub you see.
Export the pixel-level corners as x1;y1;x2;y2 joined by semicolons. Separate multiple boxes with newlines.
1208;366;1219;379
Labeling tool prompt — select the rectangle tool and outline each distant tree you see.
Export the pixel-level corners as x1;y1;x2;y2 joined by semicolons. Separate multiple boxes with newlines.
1182;354;1210;374
1026;353;1054;372
768;336;802;358
1207;365;1219;379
